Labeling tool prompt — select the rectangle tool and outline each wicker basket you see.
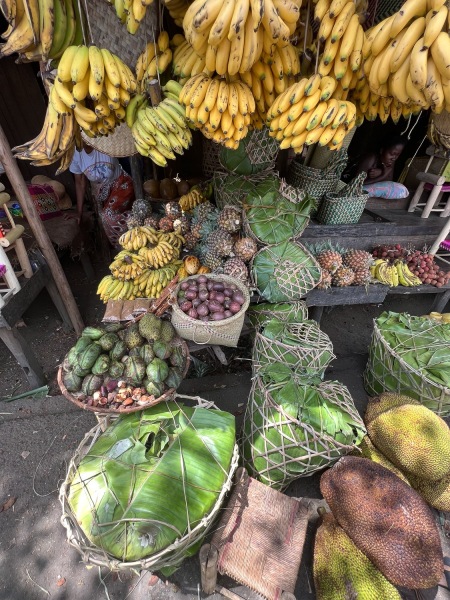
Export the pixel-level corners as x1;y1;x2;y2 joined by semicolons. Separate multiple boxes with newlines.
317;190;369;224
252;320;335;379
59;398;240;572
171;274;250;347
57;339;190;414
213;171;275;210
202;137;226;179
241;377;365;490
428;111;450;150
363;322;450;417
218;128;279;174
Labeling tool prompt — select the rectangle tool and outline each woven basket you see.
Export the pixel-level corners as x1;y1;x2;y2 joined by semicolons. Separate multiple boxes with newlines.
59;397;240;571
171;274;250;347
202;137;226;179
252;320;335;380
57;339;190;414
247;300;309;329
218;128;279;174
363;322;450;417
428;111;450;150
317;190;369;224
308;129;357;170
213;171;275;210
241;377;365;490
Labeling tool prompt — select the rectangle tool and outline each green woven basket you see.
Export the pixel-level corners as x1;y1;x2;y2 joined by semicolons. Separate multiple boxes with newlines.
316;190;369;225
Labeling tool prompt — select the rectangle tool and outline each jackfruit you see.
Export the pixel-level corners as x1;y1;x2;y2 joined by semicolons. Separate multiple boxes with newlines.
407;471;450;512
320;456;443;589
159;320;175;343
313;512;402;600
124;323;144;350
138;313;162;342
351;436;410;485
365;393;450;481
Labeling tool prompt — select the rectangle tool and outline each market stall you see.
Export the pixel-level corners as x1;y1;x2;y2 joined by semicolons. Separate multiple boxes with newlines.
1;0;450;597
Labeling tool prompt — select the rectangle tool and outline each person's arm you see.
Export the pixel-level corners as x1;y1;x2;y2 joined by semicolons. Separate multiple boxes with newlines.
74;173;86;224
365;163;394;184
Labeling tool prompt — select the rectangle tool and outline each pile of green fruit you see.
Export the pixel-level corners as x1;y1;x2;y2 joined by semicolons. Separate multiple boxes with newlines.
61;314;188;410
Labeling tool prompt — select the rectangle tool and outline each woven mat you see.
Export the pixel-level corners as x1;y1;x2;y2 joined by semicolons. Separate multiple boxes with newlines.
210;470;308;600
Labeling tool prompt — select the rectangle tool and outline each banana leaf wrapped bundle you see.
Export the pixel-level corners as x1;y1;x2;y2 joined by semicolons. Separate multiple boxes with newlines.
253;318;335;380
247;301;308;330
364;311;450;417
213;172;279;210
241;370;366;490
219;128;279;175
64;402;236;566
244;182;315;245
251;241;322;302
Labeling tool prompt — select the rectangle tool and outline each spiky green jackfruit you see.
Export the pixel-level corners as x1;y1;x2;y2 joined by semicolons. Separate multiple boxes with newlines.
365;393;450;481
314;512;402;600
351;435;410;485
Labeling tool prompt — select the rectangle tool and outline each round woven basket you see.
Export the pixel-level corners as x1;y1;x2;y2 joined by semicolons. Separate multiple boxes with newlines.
428;111;450;150
171;274;250;347
202;137;226;179
57;339;190;414
59;405;240;571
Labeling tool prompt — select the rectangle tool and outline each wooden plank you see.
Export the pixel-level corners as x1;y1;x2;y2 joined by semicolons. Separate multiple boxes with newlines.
305;285;388;307
387;284;450;295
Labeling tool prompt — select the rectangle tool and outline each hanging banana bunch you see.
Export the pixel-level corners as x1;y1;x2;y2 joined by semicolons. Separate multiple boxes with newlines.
182;0;303;76
172;36;209;82
179;73;256;149
127;80;193;166
266;73;357;153
135;32;173;93
362;0;450;114
0;0;83;61
105;0;154;34
162;0;191;27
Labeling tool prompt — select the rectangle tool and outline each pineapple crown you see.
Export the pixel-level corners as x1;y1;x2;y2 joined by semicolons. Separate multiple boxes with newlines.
306;240;347;255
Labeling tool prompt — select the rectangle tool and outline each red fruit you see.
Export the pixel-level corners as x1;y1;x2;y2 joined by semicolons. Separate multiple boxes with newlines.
436;282;443;288
381;251;388;257
425;278;431;284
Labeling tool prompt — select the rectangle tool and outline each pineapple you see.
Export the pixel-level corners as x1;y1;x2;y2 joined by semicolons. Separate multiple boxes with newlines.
342;249;372;271
165;202;182;219
332;266;355;287
317;269;332;289
316;249;342;273
158;216;174;232
132;198;152;222
206;229;234;257
223;257;248;282
193;201;217;222
218;205;242;233
234;237;257;262
143;216;159;229
126;214;142;229
352;268;371;286
202;248;223;271
184;231;198;251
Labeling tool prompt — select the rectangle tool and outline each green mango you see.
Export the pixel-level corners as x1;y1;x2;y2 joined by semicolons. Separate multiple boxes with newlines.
66;347;79;367
165;367;183;389
75;336;91;353
63;370;83;393
79;343;103;371
153;341;171;360
109;361;124;379
98;333;119;352
81;374;104;396
145;380;165;397
92;355;111;375
146;358;169;384
82;326;105;340
110;340;127;361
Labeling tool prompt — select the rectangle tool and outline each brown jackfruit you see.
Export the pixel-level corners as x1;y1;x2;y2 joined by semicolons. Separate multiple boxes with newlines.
320;456;443;589
314;512;402;600
365;393;450;481
351;435;410;485
408;471;450;512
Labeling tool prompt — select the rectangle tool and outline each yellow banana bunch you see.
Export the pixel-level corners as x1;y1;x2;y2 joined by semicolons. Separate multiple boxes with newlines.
118;226;159;251
105;0;154;34
315;0;366;86
370;259;399;286
135;32;173;92
172;37;209;80
162;0;191;26
0;0;83;61
179;187;207;211
179;73;255;148
12;98;78;172
159;229;185;251
97;275;140;302
128;80;192;165
138;239;181;269
394;260;423;286
266;74;357;153
362;0;450;113
109;256;145;281
181;0;302;76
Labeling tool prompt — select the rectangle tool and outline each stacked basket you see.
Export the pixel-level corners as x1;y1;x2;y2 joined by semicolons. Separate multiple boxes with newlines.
317;171;369;225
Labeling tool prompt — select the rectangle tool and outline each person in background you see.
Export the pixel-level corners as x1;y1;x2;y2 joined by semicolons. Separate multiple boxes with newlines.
353;136;409;199
69;142;135;246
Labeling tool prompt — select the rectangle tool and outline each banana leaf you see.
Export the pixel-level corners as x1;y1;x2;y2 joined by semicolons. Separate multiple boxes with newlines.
247;301;309;329
67;402;235;562
242;376;365;490
252;241;321;302
245;189;314;245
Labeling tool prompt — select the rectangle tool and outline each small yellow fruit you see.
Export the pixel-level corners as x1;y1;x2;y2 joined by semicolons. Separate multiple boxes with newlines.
184;255;201;275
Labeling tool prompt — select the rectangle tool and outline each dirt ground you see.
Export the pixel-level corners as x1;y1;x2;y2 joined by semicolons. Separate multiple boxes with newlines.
0;253;449;600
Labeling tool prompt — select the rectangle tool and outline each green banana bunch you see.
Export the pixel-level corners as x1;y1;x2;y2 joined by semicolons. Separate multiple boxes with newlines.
127;80;192;166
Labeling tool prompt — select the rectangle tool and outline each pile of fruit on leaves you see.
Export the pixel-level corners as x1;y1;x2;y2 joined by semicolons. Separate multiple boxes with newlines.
177;275;247;322
312;245;373;288
372;244;450;288
61;316;187;410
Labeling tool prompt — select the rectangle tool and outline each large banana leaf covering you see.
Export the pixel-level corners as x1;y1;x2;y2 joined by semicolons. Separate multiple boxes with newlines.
252;241;322;302
242;370;366;490
245;181;314;244
247;300;309;329
67;402;236;562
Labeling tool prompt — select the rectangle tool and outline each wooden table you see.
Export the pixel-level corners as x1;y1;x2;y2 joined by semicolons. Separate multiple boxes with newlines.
0;259;72;388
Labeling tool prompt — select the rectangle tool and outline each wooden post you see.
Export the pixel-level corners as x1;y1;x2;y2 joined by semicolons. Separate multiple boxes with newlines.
199;544;218;595
0;124;84;335
147;79;163;106
129;155;144;199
